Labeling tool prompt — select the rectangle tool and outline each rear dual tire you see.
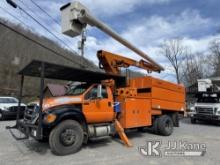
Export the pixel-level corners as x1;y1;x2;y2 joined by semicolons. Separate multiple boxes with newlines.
49;120;84;155
153;115;174;136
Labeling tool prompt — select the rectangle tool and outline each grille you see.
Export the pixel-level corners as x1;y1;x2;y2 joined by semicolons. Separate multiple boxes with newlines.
24;104;39;123
196;107;214;115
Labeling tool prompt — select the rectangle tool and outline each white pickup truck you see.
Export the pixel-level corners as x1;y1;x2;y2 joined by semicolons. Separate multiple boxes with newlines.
0;97;26;120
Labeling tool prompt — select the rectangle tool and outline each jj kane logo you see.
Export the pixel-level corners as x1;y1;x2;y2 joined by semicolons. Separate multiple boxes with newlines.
139;141;162;157
139;140;206;157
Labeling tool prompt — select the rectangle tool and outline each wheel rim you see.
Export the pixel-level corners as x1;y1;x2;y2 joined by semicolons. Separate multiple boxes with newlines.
60;128;77;146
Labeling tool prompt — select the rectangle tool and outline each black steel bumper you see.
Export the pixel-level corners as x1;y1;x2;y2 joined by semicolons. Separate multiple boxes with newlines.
192;114;220;121
6;62;45;141
6;120;42;140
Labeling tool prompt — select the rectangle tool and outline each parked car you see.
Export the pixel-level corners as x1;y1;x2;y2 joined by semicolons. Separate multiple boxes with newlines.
0;97;26;120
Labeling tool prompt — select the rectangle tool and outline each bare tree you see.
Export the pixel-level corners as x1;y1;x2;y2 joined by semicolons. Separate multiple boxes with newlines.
160;39;187;84
180;52;208;86
209;39;220;76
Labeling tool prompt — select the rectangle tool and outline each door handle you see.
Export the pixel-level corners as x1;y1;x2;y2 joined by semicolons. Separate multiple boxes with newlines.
108;102;111;107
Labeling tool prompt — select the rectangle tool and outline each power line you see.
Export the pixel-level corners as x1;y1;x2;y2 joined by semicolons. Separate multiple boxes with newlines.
14;0;78;55
0;5;29;28
0;3;37;31
29;0;60;25
0;20;84;67
27;0;88;67
28;0;77;49
3;0;89;68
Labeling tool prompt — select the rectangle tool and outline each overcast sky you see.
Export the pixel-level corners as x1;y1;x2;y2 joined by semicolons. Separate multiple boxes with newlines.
0;0;220;82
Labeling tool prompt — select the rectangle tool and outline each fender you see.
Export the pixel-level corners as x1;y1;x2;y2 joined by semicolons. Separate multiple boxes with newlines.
43;105;87;130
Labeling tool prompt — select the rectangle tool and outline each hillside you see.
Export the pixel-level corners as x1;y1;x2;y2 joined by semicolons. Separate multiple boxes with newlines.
0;17;99;99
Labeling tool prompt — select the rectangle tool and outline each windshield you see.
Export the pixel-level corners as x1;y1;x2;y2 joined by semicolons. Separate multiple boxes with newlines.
66;84;90;96
0;98;18;103
197;97;220;103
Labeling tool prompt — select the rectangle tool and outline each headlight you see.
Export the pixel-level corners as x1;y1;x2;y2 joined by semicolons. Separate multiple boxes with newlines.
215;108;220;115
2;107;9;111
190;107;195;112
43;113;57;123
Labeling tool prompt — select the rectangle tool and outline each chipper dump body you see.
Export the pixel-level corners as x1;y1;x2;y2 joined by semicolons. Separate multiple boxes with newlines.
117;76;185;129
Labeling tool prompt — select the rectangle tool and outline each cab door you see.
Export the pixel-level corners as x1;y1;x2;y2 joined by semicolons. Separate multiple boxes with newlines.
82;85;114;123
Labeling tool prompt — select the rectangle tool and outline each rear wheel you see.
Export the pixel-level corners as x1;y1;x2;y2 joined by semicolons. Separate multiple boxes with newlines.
49;120;84;155
157;115;173;136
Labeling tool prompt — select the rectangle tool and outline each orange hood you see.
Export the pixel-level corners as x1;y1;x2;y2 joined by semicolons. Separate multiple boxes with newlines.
42;96;83;111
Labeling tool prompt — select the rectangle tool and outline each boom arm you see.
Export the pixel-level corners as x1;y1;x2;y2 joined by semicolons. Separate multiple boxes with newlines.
97;50;160;75
60;2;164;72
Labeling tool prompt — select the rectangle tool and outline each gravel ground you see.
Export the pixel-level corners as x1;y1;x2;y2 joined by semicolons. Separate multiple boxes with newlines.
0;118;220;165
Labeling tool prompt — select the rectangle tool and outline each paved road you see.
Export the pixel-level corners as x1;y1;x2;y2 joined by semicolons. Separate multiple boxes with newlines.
0;118;219;165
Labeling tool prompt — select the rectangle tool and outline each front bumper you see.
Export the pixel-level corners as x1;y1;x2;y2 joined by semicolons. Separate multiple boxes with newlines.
191;113;220;121
6;120;42;140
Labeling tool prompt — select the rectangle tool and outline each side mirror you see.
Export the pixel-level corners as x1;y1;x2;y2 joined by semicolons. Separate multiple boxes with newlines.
97;85;102;98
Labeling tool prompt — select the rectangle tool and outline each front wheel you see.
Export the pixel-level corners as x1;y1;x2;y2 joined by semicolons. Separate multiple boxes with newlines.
49;120;84;155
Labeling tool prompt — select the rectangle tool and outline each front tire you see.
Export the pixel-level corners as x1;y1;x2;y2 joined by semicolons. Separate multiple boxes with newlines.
49;120;84;155
157;115;173;136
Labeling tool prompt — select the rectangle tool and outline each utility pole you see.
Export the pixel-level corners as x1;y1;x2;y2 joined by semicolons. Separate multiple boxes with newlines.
78;28;86;68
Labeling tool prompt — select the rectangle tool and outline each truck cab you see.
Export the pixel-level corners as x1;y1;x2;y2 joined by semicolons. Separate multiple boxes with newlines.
42;83;114;123
20;82;117;155
25;83;114;134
